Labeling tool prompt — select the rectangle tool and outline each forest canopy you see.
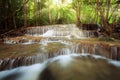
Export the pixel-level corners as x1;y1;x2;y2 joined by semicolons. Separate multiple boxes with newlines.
0;0;120;30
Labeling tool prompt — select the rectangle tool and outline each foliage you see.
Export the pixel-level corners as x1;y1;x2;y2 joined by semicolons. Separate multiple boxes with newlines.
0;0;120;31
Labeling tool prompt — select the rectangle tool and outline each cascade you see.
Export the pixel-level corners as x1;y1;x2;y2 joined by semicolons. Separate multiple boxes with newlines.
0;42;120;71
25;24;97;38
4;24;98;44
0;54;120;80
1;24;120;72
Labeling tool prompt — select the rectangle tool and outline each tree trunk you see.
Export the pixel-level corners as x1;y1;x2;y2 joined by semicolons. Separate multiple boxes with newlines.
106;0;110;20
76;1;81;27
96;0;111;36
24;0;27;27
48;7;52;24
34;0;37;26
13;16;17;29
38;0;41;25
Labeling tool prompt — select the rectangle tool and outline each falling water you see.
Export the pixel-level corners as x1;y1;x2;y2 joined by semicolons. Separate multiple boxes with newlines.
1;24;120;71
4;24;98;44
25;24;97;38
0;41;120;71
0;54;120;80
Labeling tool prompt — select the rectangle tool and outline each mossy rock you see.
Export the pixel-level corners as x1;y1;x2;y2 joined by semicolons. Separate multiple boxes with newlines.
98;36;114;41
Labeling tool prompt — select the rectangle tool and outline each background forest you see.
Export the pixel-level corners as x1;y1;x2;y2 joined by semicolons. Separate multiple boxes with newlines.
0;0;120;31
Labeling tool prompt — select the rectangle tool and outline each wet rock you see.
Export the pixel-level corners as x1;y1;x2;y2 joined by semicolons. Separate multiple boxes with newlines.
1;71;22;80
18;38;27;43
39;55;120;80
79;24;99;30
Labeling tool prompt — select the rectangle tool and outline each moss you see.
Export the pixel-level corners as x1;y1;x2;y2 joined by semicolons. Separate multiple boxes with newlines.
98;36;114;42
47;42;66;46
0;44;40;58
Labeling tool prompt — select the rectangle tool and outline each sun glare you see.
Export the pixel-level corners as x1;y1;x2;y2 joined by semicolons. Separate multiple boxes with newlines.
53;0;72;5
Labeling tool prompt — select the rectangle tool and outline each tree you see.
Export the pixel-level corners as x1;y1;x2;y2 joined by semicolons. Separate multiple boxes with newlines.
95;0;119;36
72;0;82;26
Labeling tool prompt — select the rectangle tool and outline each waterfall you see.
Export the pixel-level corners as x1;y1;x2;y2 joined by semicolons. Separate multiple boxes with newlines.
25;24;97;38
0;54;120;80
1;24;120;71
4;24;98;44
0;41;120;71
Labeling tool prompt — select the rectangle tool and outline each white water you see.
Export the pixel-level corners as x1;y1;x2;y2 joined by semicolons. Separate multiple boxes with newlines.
19;63;46;80
1;40;120;71
1;24;120;80
42;30;55;37
108;60;120;67
0;63;46;80
0;54;120;80
25;24;96;38
4;24;97;44
50;55;73;67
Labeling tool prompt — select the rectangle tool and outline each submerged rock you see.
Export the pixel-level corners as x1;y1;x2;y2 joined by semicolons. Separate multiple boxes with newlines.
0;54;120;80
